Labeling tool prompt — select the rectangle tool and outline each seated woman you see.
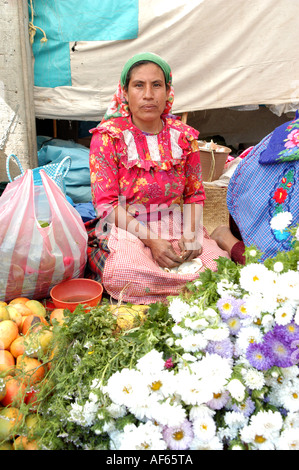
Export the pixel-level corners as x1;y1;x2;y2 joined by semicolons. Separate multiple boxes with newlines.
85;52;229;304
211;112;299;265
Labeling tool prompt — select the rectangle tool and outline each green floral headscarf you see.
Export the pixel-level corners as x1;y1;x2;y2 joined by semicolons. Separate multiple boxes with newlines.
102;52;174;122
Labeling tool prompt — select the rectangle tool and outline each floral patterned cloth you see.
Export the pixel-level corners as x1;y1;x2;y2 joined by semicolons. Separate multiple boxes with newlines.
259;112;299;164
89;115;205;218
86;115;230;300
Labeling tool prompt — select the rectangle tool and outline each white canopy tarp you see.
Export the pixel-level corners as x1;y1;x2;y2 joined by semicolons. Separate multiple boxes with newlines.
32;0;299;121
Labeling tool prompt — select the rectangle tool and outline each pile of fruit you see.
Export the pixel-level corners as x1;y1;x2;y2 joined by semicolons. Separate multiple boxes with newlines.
0;297;64;450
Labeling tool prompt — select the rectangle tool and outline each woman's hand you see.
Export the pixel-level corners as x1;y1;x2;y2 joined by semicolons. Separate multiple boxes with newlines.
178;234;202;262
144;238;183;268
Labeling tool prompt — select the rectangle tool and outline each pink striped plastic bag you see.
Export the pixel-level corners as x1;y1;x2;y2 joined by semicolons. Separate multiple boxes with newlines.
0;169;87;301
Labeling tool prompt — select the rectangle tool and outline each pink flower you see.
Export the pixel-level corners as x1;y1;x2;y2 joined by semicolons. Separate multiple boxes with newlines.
285;129;299;149
164;357;174;369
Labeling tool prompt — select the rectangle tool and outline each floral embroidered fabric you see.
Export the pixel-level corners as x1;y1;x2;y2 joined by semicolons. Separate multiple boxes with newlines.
259;112;299;164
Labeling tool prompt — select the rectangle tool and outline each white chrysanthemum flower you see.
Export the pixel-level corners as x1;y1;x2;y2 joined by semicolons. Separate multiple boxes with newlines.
192;354;233;395
136;349;165;373
226;379;246;402
192;414;216;443
261;314;275;331
144;369;175;399
294;306;299;325
240;425;276;450
277;271;299;302
274;304;295;325
243;368;265;391
185;317;209;330
243;294;264;319
172;324;186;337
189;435;223;450
270;211;292;231
168;297;190;322
150;398;187;427
239;263;277;294
118;421;167;450
104;368;149;408
109;429;125;450
250;410;283;438
174;370;213;405
224;411;248;431
235;325;263;354
203;307;219;320
202;324;230;342
284;412;299;430
178;332;208;353
189;404;215;422
277;428;299;450
273;261;284;273
275;378;299;412
106;403;127;419
68;399;99;427
240;410;283;450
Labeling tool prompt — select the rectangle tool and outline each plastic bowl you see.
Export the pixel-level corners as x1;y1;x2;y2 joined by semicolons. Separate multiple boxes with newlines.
50;278;103;312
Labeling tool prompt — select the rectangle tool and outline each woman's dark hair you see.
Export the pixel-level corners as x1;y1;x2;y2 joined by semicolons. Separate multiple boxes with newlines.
123;60;169;91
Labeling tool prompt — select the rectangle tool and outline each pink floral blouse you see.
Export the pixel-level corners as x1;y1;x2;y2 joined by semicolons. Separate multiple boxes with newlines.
89;115;205;219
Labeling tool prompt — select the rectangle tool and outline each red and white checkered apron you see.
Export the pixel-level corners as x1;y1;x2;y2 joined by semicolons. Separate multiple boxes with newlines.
102;213;229;304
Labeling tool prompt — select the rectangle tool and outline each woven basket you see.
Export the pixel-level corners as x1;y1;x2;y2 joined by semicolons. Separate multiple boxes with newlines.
203;183;229;235
198;141;231;182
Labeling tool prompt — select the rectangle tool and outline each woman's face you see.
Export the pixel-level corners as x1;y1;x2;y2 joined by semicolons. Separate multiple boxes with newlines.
123;62;170;131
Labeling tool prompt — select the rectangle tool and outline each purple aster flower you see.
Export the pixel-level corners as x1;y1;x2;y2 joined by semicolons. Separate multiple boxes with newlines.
207;390;230;410
226;315;242;335
162;419;194;450
231;397;256;417
206;338;234;358
265;333;293;368
235;299;250;319
272;322;299;344
246;342;274;371
217;296;239;320
290;340;299;365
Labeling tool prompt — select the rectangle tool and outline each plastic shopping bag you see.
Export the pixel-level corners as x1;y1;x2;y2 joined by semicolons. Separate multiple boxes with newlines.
0;169;88;301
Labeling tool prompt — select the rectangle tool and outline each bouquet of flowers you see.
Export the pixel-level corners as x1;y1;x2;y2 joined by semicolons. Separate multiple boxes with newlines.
28;227;299;451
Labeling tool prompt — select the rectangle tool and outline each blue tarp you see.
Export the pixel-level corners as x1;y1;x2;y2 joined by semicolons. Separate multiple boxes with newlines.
30;0;139;87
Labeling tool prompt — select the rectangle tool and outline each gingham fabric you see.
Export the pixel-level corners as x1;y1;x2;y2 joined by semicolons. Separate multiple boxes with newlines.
84;217;110;282
227;130;299;261
102;214;229;304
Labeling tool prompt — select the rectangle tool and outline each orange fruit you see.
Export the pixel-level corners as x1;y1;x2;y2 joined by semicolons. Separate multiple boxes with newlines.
16;356;46;385
9;302;33;317
0;320;19;350
6;305;23;330
50;308;65;325
0;305;9;321
9;297;30;305
21;315;49;336
0;407;23;440
13;435;39;450
25;300;46;318
10;335;26;358
1;375;26;407
0;349;15;375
